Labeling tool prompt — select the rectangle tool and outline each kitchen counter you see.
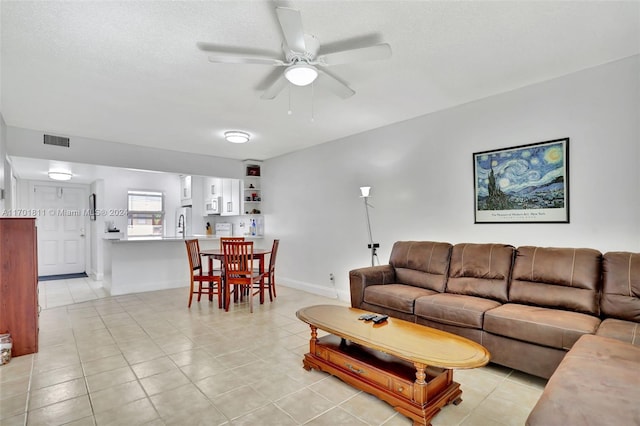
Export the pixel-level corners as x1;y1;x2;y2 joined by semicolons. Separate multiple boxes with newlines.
104;234;265;296
106;234;263;242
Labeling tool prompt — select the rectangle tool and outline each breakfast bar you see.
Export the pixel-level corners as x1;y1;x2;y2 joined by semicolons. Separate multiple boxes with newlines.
104;236;262;296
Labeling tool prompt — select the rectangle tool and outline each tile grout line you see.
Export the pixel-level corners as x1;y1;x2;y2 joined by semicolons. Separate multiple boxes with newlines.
124;293;239;425
21;354;36;426
102;295;171;425
69;303;97;426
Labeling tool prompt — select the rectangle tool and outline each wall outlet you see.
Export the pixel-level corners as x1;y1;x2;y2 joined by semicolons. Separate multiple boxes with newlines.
329;273;335;282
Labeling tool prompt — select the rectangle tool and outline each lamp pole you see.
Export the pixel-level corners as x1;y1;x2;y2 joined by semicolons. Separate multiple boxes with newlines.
360;187;379;266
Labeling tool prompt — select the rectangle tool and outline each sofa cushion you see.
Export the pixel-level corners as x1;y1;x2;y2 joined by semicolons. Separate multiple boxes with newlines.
601;251;640;322
484;303;601;350
510;246;602;315
363;284;436;314
389;241;452;292
596;318;639;346
526;334;640;426
415;293;501;329
447;243;514;302
349;264;397;309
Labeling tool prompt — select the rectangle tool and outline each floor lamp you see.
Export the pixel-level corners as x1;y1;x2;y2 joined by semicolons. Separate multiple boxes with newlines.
360;186;379;266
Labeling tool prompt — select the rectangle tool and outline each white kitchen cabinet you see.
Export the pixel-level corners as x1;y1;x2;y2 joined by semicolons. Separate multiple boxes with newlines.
202;177;222;215
180;175;192;206
202;177;221;198
221;178;240;216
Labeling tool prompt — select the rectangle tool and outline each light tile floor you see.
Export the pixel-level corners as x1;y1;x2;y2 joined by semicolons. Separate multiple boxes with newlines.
0;279;547;425
37;277;111;309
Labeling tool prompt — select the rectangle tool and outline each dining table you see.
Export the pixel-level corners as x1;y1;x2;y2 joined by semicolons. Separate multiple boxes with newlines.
200;247;272;309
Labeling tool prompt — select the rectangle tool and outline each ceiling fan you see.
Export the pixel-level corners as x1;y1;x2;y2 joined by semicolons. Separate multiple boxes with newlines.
197;6;392;100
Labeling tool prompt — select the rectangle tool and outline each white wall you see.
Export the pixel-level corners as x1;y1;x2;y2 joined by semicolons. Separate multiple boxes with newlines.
101;169;181;235
89;179;104;280
264;55;640;300
6;126;244;179
16;167;183;279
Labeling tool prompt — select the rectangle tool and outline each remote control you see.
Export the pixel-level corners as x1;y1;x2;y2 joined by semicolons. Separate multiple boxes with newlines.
358;314;377;321
372;315;389;324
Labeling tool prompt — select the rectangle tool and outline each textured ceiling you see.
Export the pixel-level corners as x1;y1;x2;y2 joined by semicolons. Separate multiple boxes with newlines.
2;1;639;161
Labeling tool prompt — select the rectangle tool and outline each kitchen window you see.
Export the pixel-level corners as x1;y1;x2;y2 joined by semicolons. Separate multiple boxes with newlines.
127;190;164;237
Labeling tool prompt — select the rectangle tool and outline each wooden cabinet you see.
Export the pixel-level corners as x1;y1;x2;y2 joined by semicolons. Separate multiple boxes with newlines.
0;218;39;357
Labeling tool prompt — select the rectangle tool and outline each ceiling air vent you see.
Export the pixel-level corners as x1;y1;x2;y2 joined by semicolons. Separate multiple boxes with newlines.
43;134;70;148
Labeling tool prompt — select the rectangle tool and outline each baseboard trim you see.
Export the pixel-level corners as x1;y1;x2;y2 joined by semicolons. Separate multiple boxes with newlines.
278;277;349;301
90;272;104;281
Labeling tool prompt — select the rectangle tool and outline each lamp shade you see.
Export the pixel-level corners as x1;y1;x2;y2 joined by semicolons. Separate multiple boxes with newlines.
284;63;318;86
48;171;72;181
224;131;250;144
360;186;371;197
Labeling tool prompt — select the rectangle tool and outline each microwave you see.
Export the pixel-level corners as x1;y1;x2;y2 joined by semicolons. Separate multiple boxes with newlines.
204;197;221;215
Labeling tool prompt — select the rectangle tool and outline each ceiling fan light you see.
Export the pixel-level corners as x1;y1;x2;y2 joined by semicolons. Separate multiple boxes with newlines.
48;171;72;181
285;63;318;86
224;131;250;144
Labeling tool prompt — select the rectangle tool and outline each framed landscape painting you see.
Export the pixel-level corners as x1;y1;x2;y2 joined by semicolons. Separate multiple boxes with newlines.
473;138;569;224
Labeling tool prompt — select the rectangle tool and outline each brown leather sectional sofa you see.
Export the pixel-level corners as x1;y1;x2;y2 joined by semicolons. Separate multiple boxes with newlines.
349;241;640;372
349;241;640;424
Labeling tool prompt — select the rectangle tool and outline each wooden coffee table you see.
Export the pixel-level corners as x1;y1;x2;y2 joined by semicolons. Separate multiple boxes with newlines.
296;305;490;426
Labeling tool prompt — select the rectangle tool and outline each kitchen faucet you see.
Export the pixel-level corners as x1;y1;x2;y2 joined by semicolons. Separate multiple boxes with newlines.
177;214;185;237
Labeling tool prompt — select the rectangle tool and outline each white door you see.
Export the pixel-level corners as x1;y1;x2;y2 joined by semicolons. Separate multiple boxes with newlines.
33;184;87;276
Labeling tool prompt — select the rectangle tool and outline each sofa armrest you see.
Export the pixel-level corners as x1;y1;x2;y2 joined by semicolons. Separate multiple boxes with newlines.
349;265;396;308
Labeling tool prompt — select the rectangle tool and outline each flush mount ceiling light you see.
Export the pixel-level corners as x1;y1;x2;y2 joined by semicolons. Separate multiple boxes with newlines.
284;63;318;86
48;171;72;181
224;131;250;144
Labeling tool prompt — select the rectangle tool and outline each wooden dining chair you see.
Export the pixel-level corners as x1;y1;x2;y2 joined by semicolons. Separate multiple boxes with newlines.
219;237;245;301
258;239;279;302
219;236;245;249
222;241;262;313
185;239;222;308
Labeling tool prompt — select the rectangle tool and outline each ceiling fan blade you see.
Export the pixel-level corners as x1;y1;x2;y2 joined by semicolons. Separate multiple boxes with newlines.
197;42;278;56
207;55;285;66
261;74;289;100
276;7;306;53
316;70;355;99
317;43;392;66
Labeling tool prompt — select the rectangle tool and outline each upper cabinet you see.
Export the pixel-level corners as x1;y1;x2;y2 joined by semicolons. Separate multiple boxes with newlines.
198;176;243;217
183;163;263;218
203;177;221;198
202;177;222;215
221;178;240;216
243;161;262;216
180;175;192;207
